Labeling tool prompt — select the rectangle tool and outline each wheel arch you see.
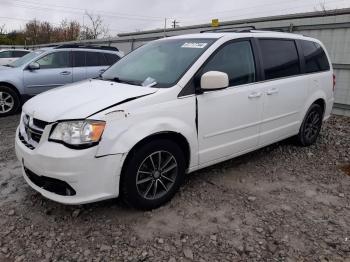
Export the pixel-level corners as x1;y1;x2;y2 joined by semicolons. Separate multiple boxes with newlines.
0;81;20;98
121;131;191;177
301;91;327;122
313;98;326;117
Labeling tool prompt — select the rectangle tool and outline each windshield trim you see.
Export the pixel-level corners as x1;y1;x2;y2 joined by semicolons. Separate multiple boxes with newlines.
9;50;45;68
101;38;218;88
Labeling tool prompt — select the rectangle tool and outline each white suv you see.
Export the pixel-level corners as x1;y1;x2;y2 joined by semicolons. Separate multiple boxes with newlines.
15;31;334;209
0;49;31;66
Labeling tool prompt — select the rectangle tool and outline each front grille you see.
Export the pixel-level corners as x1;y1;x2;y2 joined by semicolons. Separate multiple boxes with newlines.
24;166;76;196
19;132;35;150
33;118;49;130
19;115;49;149
25;126;43;143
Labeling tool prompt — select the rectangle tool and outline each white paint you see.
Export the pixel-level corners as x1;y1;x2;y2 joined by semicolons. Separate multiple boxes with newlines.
15;31;334;204
200;71;229;90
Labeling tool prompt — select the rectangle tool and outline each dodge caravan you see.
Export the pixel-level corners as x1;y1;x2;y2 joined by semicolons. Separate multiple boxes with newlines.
15;31;334;209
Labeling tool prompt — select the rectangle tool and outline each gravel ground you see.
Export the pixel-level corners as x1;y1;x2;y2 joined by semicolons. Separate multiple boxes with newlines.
0;114;349;262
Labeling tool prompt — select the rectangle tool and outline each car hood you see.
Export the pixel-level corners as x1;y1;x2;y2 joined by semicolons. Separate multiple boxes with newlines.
23;79;158;122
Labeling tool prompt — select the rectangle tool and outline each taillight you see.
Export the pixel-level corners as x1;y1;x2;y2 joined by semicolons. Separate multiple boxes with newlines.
333;74;336;92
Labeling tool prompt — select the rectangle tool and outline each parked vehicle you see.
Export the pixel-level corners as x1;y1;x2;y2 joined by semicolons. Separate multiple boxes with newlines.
0;45;122;116
0;49;31;66
15;30;334;210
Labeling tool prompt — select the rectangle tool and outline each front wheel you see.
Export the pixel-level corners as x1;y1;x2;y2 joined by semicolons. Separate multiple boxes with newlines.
296;103;323;146
120;139;186;210
0;86;20;117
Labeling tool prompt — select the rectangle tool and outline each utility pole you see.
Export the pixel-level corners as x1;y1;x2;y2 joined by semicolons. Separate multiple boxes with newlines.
172;20;179;28
163;18;167;37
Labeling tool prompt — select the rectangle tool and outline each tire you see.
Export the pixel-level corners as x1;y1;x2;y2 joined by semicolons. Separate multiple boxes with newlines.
296;103;323;146
0;86;20;117
120;139;186;210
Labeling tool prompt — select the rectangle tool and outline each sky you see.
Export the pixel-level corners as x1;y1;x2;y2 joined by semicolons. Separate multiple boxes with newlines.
0;0;349;35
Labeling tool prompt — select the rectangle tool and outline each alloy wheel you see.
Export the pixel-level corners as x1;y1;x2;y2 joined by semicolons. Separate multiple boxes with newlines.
304;110;321;141
136;150;178;200
0;91;14;114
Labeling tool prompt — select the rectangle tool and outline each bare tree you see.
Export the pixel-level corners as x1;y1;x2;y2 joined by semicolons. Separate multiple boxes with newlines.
56;19;81;42
81;12;109;40
0;24;6;35
25;19;40;45
314;0;328;14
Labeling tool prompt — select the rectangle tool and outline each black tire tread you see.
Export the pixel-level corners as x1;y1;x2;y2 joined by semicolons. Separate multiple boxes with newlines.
296;103;323;147
120;139;186;210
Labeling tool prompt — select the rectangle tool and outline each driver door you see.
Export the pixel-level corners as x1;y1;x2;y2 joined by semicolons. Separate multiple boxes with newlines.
23;51;73;95
196;40;264;165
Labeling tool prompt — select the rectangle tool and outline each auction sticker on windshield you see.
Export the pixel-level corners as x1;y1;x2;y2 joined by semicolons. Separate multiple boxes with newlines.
181;42;208;48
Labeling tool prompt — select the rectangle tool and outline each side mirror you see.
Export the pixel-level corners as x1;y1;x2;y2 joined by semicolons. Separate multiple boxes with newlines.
200;71;229;91
28;62;40;70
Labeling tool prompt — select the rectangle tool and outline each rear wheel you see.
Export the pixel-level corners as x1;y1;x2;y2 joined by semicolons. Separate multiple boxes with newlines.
0;86;20;117
296;103;323;146
121;139;186;210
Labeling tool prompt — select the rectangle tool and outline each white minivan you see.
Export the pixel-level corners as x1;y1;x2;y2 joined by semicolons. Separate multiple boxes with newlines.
15;30;335;209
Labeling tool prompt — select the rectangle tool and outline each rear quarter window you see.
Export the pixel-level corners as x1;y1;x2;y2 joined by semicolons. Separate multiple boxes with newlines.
86;52;107;67
104;53;120;65
300;40;330;73
12;51;30;57
0;51;11;58
259;39;300;80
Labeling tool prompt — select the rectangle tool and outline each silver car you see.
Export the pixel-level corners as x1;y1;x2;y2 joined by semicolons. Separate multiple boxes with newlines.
0;45;122;116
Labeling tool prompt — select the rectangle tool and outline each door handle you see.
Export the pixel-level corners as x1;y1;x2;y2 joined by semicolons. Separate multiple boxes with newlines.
60;71;71;75
248;92;262;99
99;69;106;73
266;88;279;95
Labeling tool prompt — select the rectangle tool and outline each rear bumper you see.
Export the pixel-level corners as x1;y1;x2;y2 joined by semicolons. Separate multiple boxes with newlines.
15;127;124;205
324;97;335;120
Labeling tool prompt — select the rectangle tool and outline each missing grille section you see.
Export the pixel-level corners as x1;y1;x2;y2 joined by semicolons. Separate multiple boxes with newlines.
18;132;35;150
33;118;49;130
24;166;76;196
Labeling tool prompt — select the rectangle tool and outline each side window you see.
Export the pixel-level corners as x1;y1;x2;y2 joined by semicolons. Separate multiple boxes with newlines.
259;39;300;80
73;51;86;67
12;51;29;57
301;40;330;73
201;41;256;87
36;51;70;69
0;51;11;58
86;52;107;66
104;53;120;65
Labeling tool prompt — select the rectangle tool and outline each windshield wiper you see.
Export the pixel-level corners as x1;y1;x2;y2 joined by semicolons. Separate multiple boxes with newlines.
104;77;140;86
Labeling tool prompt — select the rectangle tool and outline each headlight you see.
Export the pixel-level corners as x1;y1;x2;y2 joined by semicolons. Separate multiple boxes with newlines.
49;120;106;148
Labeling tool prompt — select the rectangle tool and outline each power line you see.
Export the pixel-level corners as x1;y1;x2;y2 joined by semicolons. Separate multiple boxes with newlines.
0;16;131;34
0;0;348;34
172;20;180;28
179;0;347;23
5;0;166;21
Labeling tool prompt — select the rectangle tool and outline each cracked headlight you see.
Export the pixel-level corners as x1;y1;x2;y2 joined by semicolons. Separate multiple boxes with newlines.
49;120;106;148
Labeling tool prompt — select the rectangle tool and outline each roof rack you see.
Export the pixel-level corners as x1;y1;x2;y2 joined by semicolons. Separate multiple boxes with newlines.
200;26;256;33
54;44;119;52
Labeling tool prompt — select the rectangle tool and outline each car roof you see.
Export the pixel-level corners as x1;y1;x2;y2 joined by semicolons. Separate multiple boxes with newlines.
0;49;31;52
35;47;120;54
165;31;315;41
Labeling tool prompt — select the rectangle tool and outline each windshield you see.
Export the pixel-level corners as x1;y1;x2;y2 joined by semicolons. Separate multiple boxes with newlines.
9;50;45;68
102;38;216;88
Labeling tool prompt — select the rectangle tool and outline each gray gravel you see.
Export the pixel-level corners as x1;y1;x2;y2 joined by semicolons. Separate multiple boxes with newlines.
0;114;350;261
